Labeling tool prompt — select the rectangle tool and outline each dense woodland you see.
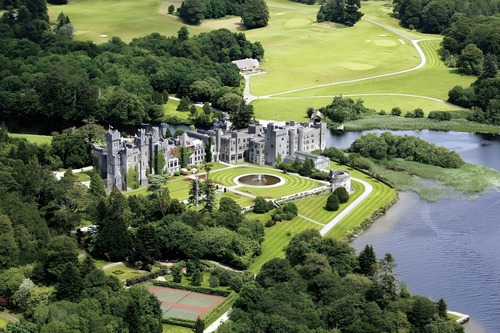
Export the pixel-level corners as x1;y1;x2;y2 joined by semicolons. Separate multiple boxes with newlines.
0;0;263;129
216;230;464;333
172;0;270;29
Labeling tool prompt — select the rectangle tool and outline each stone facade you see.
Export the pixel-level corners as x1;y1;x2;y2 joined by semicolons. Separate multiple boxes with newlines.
93;119;328;191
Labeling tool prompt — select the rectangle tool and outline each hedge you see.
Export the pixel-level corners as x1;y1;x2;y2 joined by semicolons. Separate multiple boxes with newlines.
202;291;237;326
163;317;196;328
152;281;231;297
125;268;169;286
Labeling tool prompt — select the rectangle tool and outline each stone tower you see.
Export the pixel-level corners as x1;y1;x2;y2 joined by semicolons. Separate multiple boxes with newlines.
135;128;149;186
106;129;123;191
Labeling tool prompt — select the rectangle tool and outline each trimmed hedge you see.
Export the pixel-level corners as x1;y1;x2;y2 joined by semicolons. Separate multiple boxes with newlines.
125;267;169;286
202;291;237;326
152;281;231;297
163;317;196;328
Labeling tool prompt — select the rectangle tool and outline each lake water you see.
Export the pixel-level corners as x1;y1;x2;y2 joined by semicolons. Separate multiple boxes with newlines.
331;130;500;333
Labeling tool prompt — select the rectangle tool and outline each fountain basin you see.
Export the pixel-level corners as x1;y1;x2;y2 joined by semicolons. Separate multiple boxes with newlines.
235;174;284;187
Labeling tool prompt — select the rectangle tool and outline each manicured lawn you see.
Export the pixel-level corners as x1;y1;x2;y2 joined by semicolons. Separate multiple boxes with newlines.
163;99;191;120
125;175;192;200
294;180;364;224
163;324;193;333
102;262;149;281
249;213;322;272
210;166;324;198
217;191;255;208
124;163;231;200
8;133;52;145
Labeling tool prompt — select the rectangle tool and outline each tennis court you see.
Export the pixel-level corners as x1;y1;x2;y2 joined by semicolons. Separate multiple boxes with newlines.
148;286;225;320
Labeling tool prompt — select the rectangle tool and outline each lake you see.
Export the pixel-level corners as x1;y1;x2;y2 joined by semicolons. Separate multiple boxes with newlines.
331;130;500;333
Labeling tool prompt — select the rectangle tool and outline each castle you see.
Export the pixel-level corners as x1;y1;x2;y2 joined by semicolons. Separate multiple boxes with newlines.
93;119;329;191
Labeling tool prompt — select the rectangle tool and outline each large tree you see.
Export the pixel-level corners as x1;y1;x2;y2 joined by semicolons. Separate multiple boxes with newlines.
178;0;204;25
241;0;269;29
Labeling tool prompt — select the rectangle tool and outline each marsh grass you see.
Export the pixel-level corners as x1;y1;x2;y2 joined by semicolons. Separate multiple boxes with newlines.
345;115;500;133
373;159;500;201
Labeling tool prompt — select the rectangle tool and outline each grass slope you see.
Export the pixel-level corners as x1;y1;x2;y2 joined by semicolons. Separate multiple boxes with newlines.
8;133;52;145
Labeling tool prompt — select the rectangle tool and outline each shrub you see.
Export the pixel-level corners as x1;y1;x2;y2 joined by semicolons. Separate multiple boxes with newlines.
414;108;424;118
265;219;276;227
333;186;349;204
325;193;339;211
428;111;452;121
253;196;274;214
391;107;402;116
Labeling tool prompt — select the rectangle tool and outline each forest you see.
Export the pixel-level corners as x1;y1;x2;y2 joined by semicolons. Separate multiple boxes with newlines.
0;0;263;129
216;230;464;333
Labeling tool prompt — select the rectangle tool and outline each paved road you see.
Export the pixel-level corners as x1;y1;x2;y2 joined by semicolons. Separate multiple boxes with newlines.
320;177;373;236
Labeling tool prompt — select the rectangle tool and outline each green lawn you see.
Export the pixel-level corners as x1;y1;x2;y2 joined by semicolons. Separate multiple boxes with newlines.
0;316;13;329
163;324;193;333
8;133;52;145
125;175;192;200
210;166;324;198
248;213;322;272
49;0;474;118
217;191;255;208
102;262;149;281
294;180;364;224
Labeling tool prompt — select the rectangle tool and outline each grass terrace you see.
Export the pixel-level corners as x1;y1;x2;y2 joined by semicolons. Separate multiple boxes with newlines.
210;165;324;198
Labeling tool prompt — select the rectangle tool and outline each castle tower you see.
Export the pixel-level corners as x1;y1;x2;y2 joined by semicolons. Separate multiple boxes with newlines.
106;129;123;191
136;129;149;185
297;127;304;152
288;128;296;157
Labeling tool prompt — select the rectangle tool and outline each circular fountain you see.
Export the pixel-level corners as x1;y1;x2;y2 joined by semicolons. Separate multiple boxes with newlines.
235;174;284;187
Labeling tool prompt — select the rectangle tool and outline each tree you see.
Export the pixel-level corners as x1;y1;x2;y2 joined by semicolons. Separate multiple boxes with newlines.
358;244;377;276
55;263;82;301
205;136;213;163
436;298;447;318
414;108;424;118
153;151;166;174
391;107;402;116
174;128;185;137
177;96;191;111
241;0;269;29
325;193;339;211
0;214;20;270
92;187;132;261
168;4;175;14
178;0;204;25
191;269;202;286
40;235;79;284
318;0;363;26
333;186;349;204
201;179;217;213
457;43;484;76
253;196;274;214
89;171;106;198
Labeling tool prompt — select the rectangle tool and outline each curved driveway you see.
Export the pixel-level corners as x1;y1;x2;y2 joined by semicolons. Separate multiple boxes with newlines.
320;177;373;236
